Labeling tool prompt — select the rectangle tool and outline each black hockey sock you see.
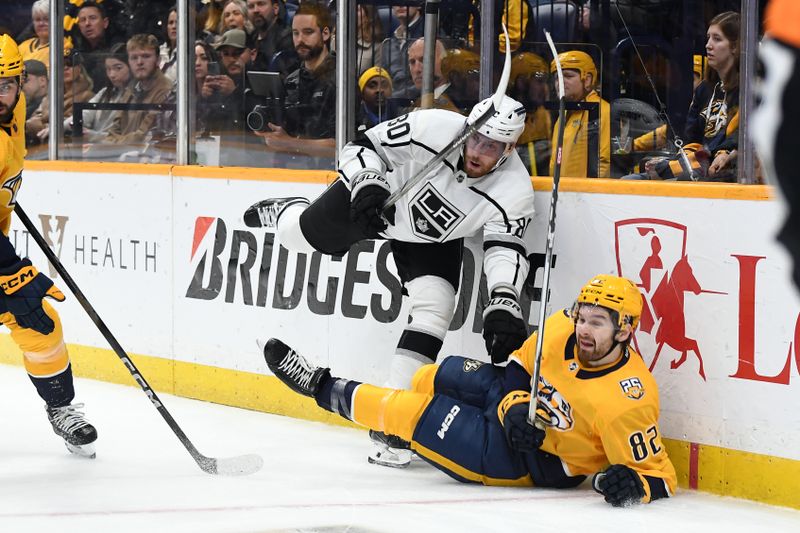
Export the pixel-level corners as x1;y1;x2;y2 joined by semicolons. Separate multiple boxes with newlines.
315;375;361;422
29;364;75;408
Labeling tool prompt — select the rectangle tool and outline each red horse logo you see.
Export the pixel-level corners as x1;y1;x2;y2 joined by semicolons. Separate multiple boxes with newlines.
615;219;725;380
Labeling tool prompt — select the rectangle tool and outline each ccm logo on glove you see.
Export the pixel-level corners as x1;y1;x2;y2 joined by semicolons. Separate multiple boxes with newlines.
0;265;39;294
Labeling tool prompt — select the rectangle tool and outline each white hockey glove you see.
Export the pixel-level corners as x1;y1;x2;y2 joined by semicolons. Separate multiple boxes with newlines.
349;170;395;238
482;291;527;364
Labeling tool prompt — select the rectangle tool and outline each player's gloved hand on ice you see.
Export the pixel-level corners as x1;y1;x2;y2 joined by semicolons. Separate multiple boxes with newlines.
592;464;646;507
482;291;528;364
0;258;65;335
498;391;545;453
349;170;395;238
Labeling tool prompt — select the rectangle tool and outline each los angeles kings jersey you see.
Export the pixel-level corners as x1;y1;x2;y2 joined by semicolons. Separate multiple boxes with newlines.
338;109;535;297
508;309;677;502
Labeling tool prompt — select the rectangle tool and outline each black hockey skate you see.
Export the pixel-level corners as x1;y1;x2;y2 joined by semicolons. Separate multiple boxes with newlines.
260;338;330;397
243;197;309;228
46;403;98;458
368;429;413;468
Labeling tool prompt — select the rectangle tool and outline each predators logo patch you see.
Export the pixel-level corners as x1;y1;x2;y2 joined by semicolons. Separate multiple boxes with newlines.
619;377;645;400
535;375;574;431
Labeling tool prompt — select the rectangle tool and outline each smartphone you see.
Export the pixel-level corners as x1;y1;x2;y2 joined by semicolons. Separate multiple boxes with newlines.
207;61;221;76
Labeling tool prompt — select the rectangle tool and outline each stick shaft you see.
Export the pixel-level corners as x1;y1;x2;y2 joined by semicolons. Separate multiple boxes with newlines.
15;202;211;468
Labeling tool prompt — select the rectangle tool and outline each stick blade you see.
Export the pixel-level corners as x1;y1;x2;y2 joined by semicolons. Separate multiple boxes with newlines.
198;453;264;476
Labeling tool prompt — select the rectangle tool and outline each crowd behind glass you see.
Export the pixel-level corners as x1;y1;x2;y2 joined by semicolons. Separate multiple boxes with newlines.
3;0;762;182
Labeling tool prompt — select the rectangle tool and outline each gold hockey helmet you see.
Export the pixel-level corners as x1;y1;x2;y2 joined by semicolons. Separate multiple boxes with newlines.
0;34;24;78
441;48;480;80
511;52;548;82
551;50;597;86
574;274;642;329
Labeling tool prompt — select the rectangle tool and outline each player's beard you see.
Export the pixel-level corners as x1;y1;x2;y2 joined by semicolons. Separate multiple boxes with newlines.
0;93;18;124
576;335;613;364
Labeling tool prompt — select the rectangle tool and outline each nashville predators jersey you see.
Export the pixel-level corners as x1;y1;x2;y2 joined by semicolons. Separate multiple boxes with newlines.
0;90;26;238
508;309;677;502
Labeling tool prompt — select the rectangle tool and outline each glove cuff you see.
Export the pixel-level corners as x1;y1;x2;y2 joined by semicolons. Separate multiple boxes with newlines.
350;169;390;198
0;259;40;296
483;293;523;321
497;390;531;426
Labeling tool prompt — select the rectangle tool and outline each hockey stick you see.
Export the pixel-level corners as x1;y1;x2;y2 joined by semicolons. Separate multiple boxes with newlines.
527;31;565;426
15;203;263;476
381;24;513;212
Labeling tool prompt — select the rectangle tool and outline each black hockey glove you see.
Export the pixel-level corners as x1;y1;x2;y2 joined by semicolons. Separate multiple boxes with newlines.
592;464;646;507
0;258;65;335
349;170;395;238
498;391;545;454
482;291;527;364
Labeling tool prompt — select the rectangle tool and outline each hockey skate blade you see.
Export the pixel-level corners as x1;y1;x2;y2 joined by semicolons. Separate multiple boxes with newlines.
65;441;96;459
200;453;264;476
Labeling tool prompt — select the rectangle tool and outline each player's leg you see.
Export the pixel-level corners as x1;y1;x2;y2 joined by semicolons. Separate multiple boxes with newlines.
370;239;463;466
4;300;97;457
386;239;463;388
261;337;430;442
246;180;367;256
429;355;505;408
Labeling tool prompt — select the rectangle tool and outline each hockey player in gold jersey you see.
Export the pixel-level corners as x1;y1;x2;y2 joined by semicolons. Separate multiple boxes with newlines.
261;274;676;506
0;35;97;458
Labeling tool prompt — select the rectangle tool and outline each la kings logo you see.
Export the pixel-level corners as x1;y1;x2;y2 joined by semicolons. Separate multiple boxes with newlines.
409;183;464;242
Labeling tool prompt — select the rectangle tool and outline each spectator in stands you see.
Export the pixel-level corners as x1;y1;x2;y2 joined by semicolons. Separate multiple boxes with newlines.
356;4;384;75
626;12;740;182
257;1;335;162
29;47;96;145
70;42;132;142
107;34;173;145
248;0;294;72
380;5;424;97
403;38;458;113
75;1;123;90
440;47;480;115
219;0;255;36
194;40;228;135
207;29;254;137
509;51;552;176
549;50;610;178
22;60;48;121
356;66;397;130
18;0;50;70
160;6;179;83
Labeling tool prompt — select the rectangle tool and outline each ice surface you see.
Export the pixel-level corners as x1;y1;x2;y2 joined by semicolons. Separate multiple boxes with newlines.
1;363;798;533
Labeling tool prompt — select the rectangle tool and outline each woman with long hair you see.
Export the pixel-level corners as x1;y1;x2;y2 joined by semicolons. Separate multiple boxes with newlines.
218;0;255;36
160;6;179;82
79;42;133;142
629;11;741;182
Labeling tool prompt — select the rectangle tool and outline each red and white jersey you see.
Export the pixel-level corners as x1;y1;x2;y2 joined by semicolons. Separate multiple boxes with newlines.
338;108;535;297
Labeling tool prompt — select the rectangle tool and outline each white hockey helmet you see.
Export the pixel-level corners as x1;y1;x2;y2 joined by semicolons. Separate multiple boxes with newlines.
468;95;526;145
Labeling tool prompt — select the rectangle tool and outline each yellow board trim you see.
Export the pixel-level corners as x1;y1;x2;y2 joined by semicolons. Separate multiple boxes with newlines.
1;334;796;509
662;439;800;509
24;160;771;199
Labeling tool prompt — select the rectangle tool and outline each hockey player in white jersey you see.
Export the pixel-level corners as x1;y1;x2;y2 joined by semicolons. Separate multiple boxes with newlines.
245;95;534;466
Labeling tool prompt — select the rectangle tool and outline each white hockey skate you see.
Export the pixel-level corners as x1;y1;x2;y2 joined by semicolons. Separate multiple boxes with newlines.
368;430;413;468
46;403;98;459
243;197;309;229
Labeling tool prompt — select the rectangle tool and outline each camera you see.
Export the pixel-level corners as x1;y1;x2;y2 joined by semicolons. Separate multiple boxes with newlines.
246;71;286;133
247;103;283;132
